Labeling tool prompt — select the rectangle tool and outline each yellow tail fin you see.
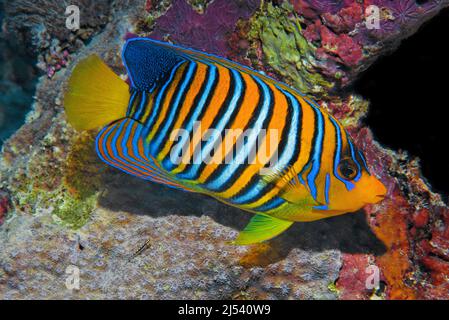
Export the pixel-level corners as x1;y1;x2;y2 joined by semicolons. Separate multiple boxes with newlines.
64;55;130;131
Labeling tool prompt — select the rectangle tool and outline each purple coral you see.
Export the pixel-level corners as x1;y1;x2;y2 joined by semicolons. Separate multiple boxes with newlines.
293;0;349;19
44;48;70;78
362;0;448;40
390;0;423;25
151;0;260;56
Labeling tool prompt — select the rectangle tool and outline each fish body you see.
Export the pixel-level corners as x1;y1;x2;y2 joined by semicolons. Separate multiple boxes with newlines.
64;38;386;244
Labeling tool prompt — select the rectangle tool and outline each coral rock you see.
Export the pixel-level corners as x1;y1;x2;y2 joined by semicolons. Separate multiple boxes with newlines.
151;0;260;56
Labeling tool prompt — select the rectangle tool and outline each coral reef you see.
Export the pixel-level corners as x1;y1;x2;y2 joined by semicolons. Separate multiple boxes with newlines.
247;2;334;97
3;0;112;78
150;0;260;56
0;191;10;226
290;0;449;89
336;127;449;299
1;0;449;299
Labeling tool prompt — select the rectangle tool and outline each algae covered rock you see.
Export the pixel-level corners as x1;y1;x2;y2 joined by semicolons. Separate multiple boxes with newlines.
1;0;449;299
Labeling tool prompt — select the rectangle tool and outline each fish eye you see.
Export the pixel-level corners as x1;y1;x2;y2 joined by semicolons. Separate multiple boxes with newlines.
338;158;358;180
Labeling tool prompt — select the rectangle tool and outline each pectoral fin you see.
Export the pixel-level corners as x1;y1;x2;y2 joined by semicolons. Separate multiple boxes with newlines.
278;183;319;206
261;166;320;207
231;214;293;245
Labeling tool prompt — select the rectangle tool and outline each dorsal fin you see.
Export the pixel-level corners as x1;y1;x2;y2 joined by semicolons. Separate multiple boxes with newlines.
122;37;302;99
122;38;185;92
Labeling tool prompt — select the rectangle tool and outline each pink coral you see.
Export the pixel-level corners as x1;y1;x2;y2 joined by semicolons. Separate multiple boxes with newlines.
320;25;363;67
322;2;364;33
336;254;384;300
40;47;70;79
293;0;346;20
0;192;10;226
145;0;152;12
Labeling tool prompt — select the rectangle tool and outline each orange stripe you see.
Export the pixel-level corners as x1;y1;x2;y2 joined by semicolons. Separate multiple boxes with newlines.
214;81;288;198
98;124;148;178
100;121;173;185
157;62;208;161
140;88;158;123
157;40;306;111
171;64;231;174
106;123;153;177
135;129;192;190
123;121;175;183
291;94;316;178
146;63;187;141
196;71;260;184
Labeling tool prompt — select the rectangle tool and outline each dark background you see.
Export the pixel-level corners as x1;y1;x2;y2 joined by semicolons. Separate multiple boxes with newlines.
354;7;449;198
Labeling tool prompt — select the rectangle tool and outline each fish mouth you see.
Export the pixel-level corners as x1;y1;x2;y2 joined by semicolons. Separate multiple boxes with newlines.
373;194;386;203
364;194;386;205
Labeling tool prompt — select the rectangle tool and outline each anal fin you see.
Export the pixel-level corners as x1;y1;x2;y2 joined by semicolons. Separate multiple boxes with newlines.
231;214;293;245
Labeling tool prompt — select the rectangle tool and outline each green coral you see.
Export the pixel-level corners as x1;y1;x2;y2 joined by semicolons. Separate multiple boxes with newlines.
187;0;211;14
140;0;173;31
5;129;104;230
52;193;96;229
51;133;105;229
13;184;96;230
64;132;105;199
327;281;340;295
248;1;333;96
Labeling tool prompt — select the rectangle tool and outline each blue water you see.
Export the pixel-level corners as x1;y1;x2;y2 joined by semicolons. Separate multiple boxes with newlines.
0;7;38;147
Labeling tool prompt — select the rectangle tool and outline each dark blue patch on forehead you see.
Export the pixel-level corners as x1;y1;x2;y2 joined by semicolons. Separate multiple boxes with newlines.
122;39;185;92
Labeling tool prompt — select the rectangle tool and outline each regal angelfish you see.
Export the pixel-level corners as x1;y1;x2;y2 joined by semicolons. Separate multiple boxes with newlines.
64;37;386;244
